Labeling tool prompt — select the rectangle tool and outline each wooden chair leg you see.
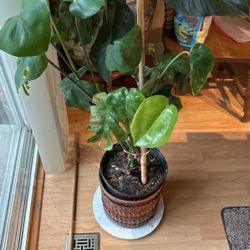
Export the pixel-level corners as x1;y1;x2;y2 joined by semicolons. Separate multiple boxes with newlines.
242;64;250;122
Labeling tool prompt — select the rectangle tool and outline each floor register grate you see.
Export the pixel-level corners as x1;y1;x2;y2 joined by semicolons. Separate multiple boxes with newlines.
65;233;100;250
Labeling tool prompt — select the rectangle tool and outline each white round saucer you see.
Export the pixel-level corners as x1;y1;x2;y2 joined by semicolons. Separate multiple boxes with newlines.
93;186;164;240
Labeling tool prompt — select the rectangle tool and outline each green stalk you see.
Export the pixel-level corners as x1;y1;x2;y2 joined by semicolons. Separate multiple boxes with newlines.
159;51;190;79
47;57;73;81
74;17;97;84
51;43;80;78
47;57;92;100
50;17;79;76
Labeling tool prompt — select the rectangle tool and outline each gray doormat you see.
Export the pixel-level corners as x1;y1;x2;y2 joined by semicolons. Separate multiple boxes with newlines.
221;207;250;250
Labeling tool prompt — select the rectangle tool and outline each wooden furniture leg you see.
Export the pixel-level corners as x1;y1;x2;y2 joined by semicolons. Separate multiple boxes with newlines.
242;64;250;122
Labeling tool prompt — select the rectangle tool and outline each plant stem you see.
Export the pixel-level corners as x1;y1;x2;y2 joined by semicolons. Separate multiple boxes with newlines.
47;57;74;81
137;0;147;185
50;17;79;75
159;51;190;79
51;43;80;78
47;57;92;100
74;18;97;84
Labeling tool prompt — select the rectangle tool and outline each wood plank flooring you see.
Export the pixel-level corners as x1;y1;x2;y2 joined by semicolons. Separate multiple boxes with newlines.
37;81;250;250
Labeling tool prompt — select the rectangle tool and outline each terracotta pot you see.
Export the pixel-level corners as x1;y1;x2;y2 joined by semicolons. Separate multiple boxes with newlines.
81;71;123;83
82;72;137;90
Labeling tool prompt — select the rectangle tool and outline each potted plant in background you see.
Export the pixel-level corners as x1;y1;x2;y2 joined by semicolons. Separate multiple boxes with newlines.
0;0;248;228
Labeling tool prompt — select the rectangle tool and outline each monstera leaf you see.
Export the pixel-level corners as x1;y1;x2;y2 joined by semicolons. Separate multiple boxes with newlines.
164;0;249;16
0;1;51;57
131;95;178;148
106;87;130;129
105;25;142;74
15;55;48;92
90;0;135;83
126;88;145;120
88;92;128;150
88;87;145;149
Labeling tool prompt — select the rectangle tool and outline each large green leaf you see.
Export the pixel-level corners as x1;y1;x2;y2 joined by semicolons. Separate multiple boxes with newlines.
60;73;97;110
15;55;48;91
88;92;127;150
0;1;51;57
69;0;105;19
105;25;142;74
90;0;135;83
131;95;178;148
126;88;145;120
189;43;214;96
164;0;249;16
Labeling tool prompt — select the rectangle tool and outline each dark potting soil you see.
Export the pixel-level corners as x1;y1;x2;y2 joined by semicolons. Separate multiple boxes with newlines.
103;150;164;196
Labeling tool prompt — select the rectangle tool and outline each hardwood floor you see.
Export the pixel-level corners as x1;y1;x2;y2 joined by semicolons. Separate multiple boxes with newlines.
36;81;250;250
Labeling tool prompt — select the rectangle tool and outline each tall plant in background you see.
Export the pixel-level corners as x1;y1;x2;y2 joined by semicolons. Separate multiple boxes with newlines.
0;0;138;109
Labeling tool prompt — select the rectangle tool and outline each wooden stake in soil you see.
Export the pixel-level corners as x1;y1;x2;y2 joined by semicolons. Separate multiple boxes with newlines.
68;133;80;250
137;0;147;184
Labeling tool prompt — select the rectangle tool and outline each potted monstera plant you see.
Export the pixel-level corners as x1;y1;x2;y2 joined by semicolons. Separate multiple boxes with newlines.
0;0;248;228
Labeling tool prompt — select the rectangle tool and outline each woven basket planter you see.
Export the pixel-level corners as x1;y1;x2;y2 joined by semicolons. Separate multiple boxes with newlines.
99;145;167;228
100;180;164;228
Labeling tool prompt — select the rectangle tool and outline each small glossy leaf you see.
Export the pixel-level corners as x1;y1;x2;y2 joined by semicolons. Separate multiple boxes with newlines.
106;87;129;129
15;55;48;91
189;43;214;96
69;0;105;19
126;88;145;120
0;1;51;57
60;73;97;110
164;0;249;16
131;95;178;148
88;92;127;150
105;25;142;73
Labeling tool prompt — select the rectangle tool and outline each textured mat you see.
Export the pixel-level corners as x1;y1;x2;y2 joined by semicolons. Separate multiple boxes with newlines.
221;207;250;250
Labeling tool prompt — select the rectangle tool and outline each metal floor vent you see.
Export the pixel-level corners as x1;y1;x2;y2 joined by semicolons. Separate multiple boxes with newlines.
65;233;100;250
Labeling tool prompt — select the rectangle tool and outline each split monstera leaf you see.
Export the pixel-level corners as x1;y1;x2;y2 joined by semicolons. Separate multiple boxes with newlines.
88;87;178;150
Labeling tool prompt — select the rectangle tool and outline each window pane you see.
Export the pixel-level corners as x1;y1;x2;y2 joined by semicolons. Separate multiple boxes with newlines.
0;81;20;247
0;83;14;124
0;55;38;249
